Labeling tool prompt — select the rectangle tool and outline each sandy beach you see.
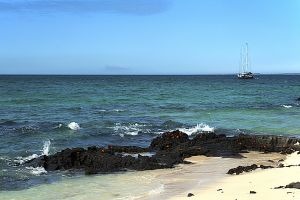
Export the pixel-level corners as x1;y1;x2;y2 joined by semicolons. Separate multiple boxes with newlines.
169;152;300;200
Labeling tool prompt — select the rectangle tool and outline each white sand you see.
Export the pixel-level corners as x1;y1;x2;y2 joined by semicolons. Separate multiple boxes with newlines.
170;152;300;200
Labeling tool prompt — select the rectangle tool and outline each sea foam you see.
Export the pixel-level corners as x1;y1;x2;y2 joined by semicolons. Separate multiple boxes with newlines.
15;154;39;164
282;105;292;108
68;122;80;130
42;140;51;156
113;123;147;137
179;123;215;136
26;166;47;175
15;140;51;165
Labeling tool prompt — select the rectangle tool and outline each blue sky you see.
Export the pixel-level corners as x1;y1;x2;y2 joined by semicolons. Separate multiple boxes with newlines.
0;0;299;74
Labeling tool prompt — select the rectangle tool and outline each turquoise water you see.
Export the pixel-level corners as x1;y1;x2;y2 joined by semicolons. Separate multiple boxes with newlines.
0;75;300;192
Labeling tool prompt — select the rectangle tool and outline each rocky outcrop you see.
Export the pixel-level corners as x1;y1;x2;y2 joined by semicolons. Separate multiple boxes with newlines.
150;130;189;150
275;182;300;189
27;146;172;175
25;131;300;175
232;134;300;153
227;164;273;175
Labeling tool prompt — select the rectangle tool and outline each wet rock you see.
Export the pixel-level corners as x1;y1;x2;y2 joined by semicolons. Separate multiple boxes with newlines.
107;145;149;153
280;147;295;154
227;164;259;175
232;134;300;153
150;130;189;150
25;131;300;175
227;164;273;175
259;165;274;169
192;132;226;143
26;146;170;174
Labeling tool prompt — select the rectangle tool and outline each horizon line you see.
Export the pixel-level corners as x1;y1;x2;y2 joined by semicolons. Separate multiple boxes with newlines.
1;73;300;76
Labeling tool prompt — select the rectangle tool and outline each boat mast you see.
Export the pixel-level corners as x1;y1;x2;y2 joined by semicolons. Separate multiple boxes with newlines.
239;46;243;73
245;42;249;72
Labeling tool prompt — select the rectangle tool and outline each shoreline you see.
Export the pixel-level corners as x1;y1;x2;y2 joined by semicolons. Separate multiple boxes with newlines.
1;151;300;199
169;152;300;200
3;131;300;199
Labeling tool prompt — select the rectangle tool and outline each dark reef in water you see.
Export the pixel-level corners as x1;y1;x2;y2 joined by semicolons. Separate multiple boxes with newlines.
25;130;300;175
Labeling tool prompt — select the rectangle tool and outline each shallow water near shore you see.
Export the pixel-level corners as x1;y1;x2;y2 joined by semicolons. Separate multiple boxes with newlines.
0;152;285;200
0;75;300;197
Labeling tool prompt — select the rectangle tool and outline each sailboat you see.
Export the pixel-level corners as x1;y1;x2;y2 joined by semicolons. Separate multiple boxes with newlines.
237;43;254;79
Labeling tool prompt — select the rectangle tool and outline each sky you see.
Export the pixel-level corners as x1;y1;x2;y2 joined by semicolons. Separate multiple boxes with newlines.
0;0;300;75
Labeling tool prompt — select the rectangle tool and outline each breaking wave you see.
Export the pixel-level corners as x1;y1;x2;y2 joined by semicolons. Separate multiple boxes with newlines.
15;140;51;165
113;123;149;137
282;105;293;108
14;154;39;165
178;123;215;136
68;122;80;130
112;122;214;137
42;140;51;156
26;166;47;175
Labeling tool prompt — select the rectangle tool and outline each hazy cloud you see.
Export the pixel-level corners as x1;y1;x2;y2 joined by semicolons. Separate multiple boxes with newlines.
103;65;132;74
0;0;171;15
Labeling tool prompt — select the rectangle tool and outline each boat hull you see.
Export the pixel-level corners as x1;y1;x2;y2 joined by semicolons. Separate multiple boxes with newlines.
237;73;254;79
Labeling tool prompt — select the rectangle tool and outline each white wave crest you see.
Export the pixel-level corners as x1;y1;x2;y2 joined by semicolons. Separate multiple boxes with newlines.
179;123;214;136
113;123;147;137
42;140;51;156
26;166;47;175
282;105;292;108
15;140;51;164
15;154;39;164
68;122;80;130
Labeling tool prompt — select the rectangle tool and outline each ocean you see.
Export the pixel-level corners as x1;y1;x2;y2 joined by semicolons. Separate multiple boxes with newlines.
0;75;300;199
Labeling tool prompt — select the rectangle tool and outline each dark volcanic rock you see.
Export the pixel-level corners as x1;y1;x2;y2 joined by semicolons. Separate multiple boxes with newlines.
276;182;300;189
227;164;273;175
25;131;300;175
150;130;189;150
281;147;295;154
250;191;256;194
285;182;300;189
192;132;226;143
227;164;259;175
232;134;300;153
26;146;170;174
187;193;194;197
107;145;149;153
